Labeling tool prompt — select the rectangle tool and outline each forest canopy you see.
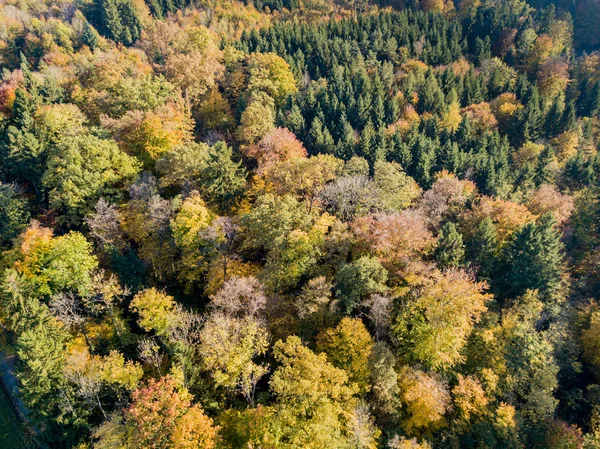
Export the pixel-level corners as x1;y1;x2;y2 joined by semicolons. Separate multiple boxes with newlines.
1;0;600;448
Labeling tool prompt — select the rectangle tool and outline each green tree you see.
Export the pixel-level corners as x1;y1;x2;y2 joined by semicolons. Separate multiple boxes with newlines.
200;142;246;212
504;213;565;300
43;133;140;224
0;182;29;246
373;161;421;212
10;226;99;299
16;309;84;445
82;20;101;50
467;216;499;282
335;256;388;314
4;88;44;193
435;222;465;269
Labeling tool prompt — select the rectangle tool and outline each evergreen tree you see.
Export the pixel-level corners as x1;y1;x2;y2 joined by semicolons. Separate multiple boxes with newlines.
467;216;499;282
4;88;44;194
561;100;577;133
523;87;543;141
545;95;564;138
504;213;565;301
589;82;600;118
435;222;465;269
98;0;123;41
200;142;247;213
82;20;100;50
359;120;376;165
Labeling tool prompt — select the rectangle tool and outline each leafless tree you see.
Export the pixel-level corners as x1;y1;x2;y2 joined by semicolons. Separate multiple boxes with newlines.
86;199;126;250
166;305;204;349
349;401;379;449
361;293;393;340
209;276;267;318
63;349;106;418
201;216;240;282
319;175;380;221
138;338;165;376
50;292;92;348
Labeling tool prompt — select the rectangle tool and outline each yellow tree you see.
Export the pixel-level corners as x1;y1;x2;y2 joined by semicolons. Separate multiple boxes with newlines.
268;336;359;448
246;52;297;107
397;366;452;435
261;154;343;210
170;192;215;291
102;102;194;168
316;317;375;395
129;288;176;337
393;269;490;371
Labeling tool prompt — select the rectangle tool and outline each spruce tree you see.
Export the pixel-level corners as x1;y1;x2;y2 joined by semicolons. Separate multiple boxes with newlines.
5;88;44;193
468;216;499;282
200;142;247;213
359;120;375;165
589;82;600;118
435;222;465;269
561;100;577;133
99;0;123;41
523;87;543;141
504;213;565;300
82;20;100;50
545;95;564;138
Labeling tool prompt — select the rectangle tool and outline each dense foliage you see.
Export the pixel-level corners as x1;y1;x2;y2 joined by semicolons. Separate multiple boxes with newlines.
1;0;600;448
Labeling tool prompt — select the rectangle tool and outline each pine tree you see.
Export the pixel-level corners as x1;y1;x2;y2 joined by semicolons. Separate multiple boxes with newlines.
200;142;247;213
523;87;543;141
435;222;465;269
535;146;556;186
589;82;600;118
504;213;565;301
5;88;44;194
337;114;356;160
468;216;499;282
545;95;564;138
561;100;577;133
286;104;306;139
420;71;445;113
99;0;123;41
309;117;325;154
414;136;436;187
82;20;100;50
359;120;375;165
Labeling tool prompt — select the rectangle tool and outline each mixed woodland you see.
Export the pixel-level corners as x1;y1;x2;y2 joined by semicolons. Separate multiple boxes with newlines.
1;0;600;447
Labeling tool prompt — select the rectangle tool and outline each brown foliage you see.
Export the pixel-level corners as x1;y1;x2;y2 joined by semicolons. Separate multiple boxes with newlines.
244;127;307;175
460;197;535;245
527;184;575;225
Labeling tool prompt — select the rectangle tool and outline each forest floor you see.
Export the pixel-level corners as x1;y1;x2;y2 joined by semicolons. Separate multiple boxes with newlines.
0;383;37;448
0;353;39;448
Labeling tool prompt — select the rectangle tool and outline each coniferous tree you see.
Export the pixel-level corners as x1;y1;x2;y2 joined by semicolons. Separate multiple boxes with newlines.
82;20;100;50
360;120;376;165
435;222;466;269
504;213;565;301
589;82;600;117
4;88;44;194
561;100;577;133
468;216;499;282
200;142;247;213
545;95;564;138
